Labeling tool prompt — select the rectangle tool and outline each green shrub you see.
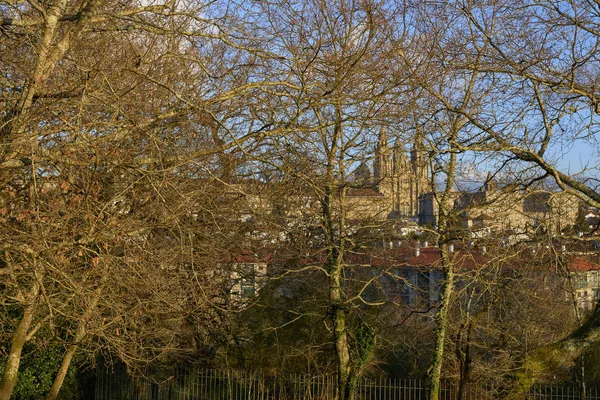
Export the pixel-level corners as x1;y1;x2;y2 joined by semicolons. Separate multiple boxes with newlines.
0;344;81;400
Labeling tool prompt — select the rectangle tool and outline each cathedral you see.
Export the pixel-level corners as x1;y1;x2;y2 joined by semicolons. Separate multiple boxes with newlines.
350;129;431;221
349;128;579;234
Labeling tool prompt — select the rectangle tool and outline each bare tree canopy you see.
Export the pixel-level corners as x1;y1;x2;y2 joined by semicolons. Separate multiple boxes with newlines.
1;1;600;399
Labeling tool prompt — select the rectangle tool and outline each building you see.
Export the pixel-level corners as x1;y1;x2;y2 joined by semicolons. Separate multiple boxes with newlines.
348;129;431;222
346;240;600;311
216;250;268;304
217;129;582;240
417;177;579;236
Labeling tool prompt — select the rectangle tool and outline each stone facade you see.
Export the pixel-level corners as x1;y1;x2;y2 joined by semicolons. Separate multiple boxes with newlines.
348;130;580;234
349;129;431;221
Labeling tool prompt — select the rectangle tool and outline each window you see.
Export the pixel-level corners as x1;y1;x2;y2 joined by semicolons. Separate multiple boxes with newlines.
239;264;257;298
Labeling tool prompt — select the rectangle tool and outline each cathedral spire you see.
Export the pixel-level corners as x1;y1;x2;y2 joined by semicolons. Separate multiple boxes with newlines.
484;171;496;192
373;128;392;194
409;131;430;216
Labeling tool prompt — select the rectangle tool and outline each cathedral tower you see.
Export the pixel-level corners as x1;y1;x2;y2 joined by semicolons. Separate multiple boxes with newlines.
373;128;393;196
409;134;430;216
373;128;430;218
392;143;411;215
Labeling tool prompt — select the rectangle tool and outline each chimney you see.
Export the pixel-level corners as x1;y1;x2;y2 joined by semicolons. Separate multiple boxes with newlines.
481;246;486;255
448;243;454;253
423;241;428;248
415;243;421;257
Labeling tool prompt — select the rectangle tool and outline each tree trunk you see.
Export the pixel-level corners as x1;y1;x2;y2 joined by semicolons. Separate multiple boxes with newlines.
0;280;40;400
3;0;68;140
428;142;458;400
47;266;106;400
429;249;455;400
575;355;586;400
321;109;356;400
46;345;77;400
328;238;353;400
456;322;473;400
332;303;351;400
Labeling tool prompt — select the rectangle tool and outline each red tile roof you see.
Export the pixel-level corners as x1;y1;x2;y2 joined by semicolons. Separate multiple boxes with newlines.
567;257;600;272
347;246;487;270
222;249;271;263
225;243;600;273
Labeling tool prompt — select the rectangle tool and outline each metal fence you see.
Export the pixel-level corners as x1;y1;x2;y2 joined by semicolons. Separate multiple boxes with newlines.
94;368;600;400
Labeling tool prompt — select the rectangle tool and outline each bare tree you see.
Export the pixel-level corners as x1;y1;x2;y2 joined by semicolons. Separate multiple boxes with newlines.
229;1;415;398
403;0;600;394
0;1;293;398
394;3;495;396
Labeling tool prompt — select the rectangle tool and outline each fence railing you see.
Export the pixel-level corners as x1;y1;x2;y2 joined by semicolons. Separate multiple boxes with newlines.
94;368;600;400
